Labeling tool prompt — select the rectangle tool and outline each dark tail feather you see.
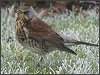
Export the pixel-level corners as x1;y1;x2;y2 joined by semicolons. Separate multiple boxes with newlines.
58;44;77;55
64;47;77;55
70;41;99;47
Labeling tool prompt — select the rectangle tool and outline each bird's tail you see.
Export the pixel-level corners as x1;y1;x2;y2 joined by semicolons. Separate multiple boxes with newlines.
61;35;99;47
69;41;99;47
58;44;77;55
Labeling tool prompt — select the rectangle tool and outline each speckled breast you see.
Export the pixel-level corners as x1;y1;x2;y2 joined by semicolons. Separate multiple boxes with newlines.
15;20;49;55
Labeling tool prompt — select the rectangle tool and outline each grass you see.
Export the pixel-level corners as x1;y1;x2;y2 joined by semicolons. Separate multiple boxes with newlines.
1;8;99;74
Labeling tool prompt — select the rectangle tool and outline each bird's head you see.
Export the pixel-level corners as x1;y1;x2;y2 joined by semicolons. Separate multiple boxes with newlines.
16;6;37;21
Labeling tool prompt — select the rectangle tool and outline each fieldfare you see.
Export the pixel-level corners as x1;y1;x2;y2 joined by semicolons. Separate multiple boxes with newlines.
15;6;98;56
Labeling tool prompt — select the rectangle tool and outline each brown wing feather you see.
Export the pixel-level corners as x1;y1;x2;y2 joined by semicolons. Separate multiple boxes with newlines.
25;19;64;44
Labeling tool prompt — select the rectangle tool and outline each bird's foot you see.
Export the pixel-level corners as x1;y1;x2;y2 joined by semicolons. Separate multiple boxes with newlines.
36;56;44;68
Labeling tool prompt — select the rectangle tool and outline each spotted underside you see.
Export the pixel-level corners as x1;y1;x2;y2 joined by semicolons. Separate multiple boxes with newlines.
15;20;51;55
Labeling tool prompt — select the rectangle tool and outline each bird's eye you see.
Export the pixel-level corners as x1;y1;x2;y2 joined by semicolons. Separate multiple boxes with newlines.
17;10;22;14
16;10;19;13
17;10;18;12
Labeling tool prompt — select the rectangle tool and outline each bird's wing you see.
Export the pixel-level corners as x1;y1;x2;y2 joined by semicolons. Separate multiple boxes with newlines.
25;18;77;55
25;19;64;45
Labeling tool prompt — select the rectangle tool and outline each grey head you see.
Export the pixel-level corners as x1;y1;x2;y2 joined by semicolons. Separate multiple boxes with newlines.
16;6;38;21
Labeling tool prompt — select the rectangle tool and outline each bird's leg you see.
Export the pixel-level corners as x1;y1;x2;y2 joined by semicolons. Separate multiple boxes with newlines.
36;55;44;67
40;56;44;62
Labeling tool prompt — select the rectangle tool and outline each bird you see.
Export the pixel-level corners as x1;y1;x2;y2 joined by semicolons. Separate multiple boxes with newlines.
15;5;99;57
